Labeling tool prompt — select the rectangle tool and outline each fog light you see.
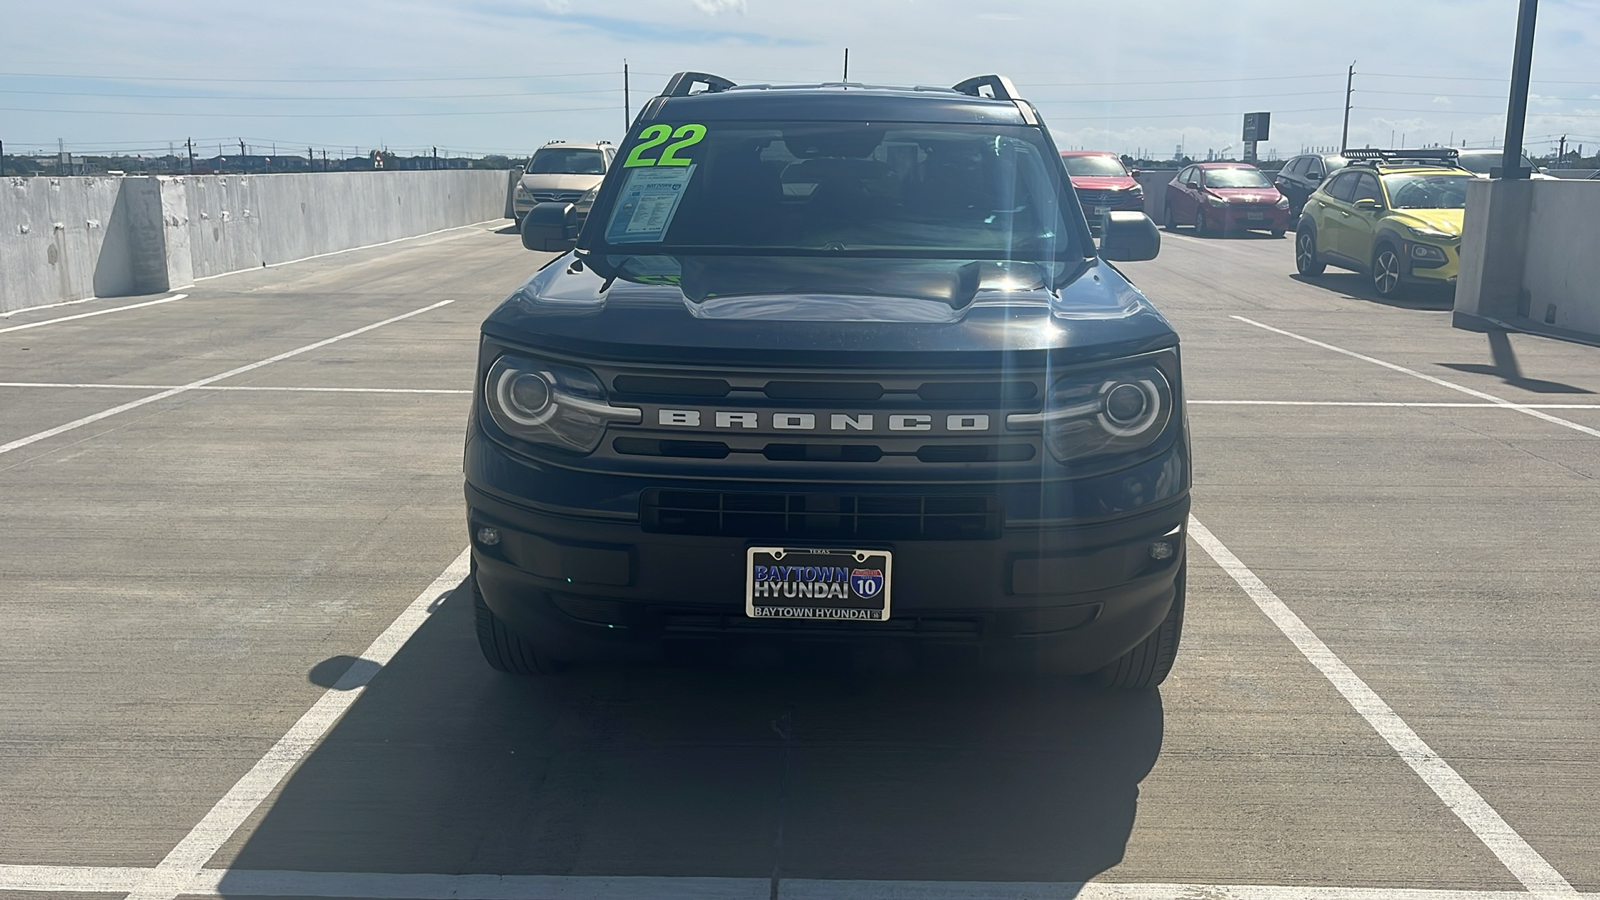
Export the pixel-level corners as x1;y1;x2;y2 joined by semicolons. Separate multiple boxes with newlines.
476;527;501;547
1149;540;1174;560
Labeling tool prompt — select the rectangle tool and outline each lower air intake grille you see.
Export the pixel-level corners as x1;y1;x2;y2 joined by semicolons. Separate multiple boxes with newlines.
641;490;1002;540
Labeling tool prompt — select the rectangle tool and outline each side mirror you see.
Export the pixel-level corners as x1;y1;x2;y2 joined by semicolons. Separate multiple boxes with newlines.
521;201;579;252
1308;173;1322;182
1129;168;1141;177
1186;179;1201;190
1098;211;1160;262
1353;198;1381;211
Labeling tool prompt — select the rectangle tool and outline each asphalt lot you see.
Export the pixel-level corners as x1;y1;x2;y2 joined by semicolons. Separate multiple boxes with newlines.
1;221;1597;900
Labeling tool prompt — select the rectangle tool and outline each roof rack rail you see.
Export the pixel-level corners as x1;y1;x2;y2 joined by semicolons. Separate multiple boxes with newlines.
1343;147;1460;163
663;72;737;97
952;75;1020;101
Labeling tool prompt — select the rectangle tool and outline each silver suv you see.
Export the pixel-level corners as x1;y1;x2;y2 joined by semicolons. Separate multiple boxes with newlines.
512;141;615;228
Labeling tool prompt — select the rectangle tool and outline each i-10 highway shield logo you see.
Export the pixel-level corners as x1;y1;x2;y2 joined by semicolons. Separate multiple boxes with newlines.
850;568;885;600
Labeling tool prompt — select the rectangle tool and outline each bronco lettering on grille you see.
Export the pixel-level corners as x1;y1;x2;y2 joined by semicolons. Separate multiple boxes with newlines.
654;409;991;433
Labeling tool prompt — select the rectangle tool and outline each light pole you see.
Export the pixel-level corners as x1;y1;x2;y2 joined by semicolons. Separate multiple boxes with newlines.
1500;0;1538;178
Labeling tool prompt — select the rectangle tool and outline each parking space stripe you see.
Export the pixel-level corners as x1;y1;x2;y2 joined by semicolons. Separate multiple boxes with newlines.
121;548;471;900
1188;516;1578;898
4;866;1596;899
0;294;188;335
0;382;472;394
1189;400;1600;408
1232;316;1600;438
0;299;456;459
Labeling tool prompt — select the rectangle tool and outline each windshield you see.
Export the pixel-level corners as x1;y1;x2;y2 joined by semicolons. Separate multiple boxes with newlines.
591;121;1080;261
1203;168;1270;188
1062;154;1129;177
1455;150;1537;174
527;148;605;175
1383;173;1472;209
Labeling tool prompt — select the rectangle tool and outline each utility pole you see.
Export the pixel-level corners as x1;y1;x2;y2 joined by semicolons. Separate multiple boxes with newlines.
843;48;849;81
623;60;630;130
1341;62;1355;153
309;146;315;171
187;138;194;175
433;146;439;170
1;140;5;178
1557;134;1566;167
1501;0;1538;179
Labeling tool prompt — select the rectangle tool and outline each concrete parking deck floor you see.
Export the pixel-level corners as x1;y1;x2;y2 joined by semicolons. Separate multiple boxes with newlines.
1;220;1595;899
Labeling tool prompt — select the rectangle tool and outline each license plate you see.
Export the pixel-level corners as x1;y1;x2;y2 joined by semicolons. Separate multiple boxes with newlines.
746;547;892;621
1247;212;1265;220
1094;206;1111;215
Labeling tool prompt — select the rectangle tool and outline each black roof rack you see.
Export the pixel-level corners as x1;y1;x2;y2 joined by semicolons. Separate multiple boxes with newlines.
1343;148;1460;165
952;75;1020;101
663;72;737;97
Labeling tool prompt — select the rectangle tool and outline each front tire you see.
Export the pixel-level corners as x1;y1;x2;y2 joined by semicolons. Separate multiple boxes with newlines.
1295;227;1326;275
1194;208;1210;236
473;569;565;675
1163;203;1178;232
1093;564;1185;689
1372;243;1404;298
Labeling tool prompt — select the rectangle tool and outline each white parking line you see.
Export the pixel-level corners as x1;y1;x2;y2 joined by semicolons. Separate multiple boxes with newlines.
121;548;472;900
0;381;471;394
1188;516;1578;899
0;294;188;334
0;299;456;459
5;384;1600;409
3;866;1595;900
1233;316;1600;438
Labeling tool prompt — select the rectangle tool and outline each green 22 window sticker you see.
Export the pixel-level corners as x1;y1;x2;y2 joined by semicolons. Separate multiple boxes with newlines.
623;124;708;168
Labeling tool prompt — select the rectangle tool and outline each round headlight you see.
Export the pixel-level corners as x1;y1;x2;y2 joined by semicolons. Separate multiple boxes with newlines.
508;372;551;416
1105;383;1149;425
1098;377;1164;437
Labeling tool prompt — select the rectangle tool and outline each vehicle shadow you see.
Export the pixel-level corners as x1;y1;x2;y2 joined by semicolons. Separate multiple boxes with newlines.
1288;272;1455;311
493;223;520;235
219;580;1164;892
1167;226;1285;242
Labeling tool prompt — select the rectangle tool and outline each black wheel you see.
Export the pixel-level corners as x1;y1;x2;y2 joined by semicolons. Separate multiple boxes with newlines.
1193;208;1209;236
1295;227;1326;275
1163;203;1178;232
1093;564;1185;689
1372;243;1404;297
472;569;565;675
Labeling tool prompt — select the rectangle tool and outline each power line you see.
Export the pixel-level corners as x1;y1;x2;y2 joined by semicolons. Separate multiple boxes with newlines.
0;104;618;118
0;87;624;101
0;70;615;84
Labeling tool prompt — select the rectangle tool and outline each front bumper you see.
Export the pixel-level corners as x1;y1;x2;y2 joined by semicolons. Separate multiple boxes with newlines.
466;479;1188;673
1214;205;1290;231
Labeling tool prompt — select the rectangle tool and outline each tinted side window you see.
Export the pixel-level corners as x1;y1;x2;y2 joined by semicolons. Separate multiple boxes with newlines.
1353;173;1383;203
1325;172;1360;202
1177;167;1193;184
1286;157;1308;177
1306;158;1325;179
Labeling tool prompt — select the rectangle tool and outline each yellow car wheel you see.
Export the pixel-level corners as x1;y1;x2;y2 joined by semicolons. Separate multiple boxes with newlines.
1295;227;1325;276
1372;243;1404;297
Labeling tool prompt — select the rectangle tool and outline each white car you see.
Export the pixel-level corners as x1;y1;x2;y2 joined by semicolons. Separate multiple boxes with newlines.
512;141;615;228
1454;148;1557;180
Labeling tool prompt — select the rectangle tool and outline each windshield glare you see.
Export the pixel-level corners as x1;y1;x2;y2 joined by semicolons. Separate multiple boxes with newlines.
593;122;1079;262
1383;173;1472;209
1203;168;1270;188
527;148;605;175
1062;155;1129;177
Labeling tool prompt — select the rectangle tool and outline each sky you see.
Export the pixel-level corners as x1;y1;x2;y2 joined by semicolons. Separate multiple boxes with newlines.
3;0;1600;162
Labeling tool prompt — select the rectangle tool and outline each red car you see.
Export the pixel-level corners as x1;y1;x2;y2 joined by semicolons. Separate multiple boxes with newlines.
1163;162;1289;237
1060;151;1144;229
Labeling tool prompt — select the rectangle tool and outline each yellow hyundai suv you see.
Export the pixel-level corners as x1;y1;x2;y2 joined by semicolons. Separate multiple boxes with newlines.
1294;149;1470;298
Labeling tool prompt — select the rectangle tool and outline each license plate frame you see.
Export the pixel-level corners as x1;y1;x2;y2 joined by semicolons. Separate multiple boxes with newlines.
745;547;892;622
1247;212;1266;221
1093;206;1111;216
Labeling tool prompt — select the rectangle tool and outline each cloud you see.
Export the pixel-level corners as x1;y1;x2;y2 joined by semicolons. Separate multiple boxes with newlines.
692;0;746;12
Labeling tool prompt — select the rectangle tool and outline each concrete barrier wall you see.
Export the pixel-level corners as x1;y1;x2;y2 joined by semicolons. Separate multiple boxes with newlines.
1456;178;1600;343
2;170;512;314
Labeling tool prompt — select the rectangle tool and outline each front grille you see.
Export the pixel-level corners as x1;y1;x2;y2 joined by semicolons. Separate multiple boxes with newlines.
1075;189;1143;210
642;489;1003;540
529;189;586;203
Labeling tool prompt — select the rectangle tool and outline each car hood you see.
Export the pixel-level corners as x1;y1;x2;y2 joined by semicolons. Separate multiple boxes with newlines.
1207;187;1281;203
1386;208;1465;237
1070;176;1140;191
481;254;1178;366
519;173;603;191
